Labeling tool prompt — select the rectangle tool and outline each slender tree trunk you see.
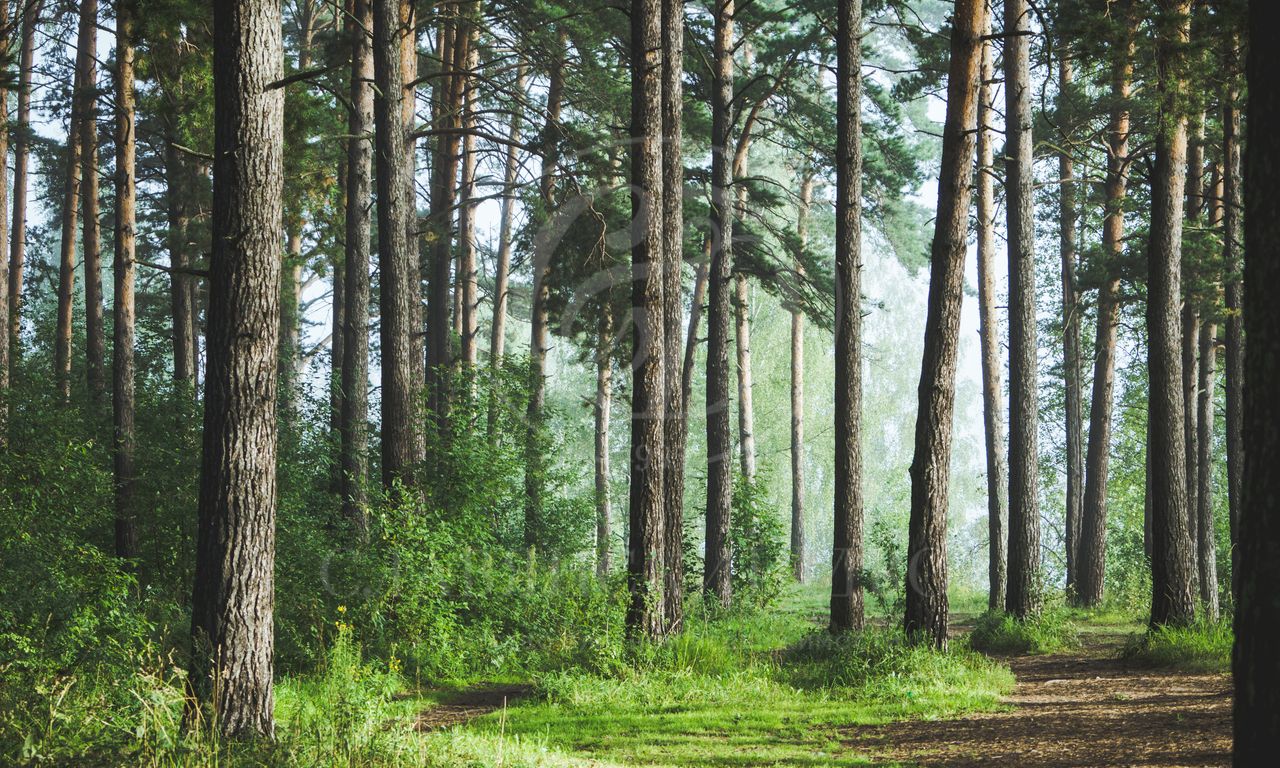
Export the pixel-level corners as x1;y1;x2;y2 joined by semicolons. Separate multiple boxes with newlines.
1182;110;1206;576
524;33;564;548
112;0;138;559
704;0;734;608
904;0;982;648
457;40;480;371
330;158;346;488
830;0;865;634
1077;1;1134;608
595;307;613;578
1058;54;1082;594
1004;0;1041;620
165;143;197;389
341;0;374;530
1221;40;1243;593
55;50;85;404
976;25;1007;612
0;1;11;446
490;63;524;369
279;229;303;413
1234;3;1280;750
683;254;709;419
7;0;41;375
791;172;813;583
79;0;105;403
626;0;666;640
1147;0;1197;629
1196;318;1218;620
189;0;284;738
733;274;756;480
373;0;425;488
660;0;686;633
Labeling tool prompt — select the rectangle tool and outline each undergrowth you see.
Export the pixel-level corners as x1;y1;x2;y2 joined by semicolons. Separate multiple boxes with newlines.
1121;618;1232;672
967;606;1080;655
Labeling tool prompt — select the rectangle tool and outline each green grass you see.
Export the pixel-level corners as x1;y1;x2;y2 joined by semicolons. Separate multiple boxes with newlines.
967;607;1081;655
1121;618;1233;672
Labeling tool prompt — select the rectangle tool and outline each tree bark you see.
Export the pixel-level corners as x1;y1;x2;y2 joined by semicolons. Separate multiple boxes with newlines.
373;0;425;488
7;0;41;377
1181;109;1206;574
1004;0;1041;620
660;0;686;632
733;274;756;480
791;171;813;583
0;1;11;446
1221;38;1243;594
830;0;865;634
1077;1;1135;608
904;0;981;648
341;0;374;530
595;308;613;579
489;63;524;371
189;0;284;739
1058;53;1082;595
1234;2;1280;751
1196;318;1218;620
165;142;197;389
1147;0;1197;629
626;0;666;640
704;0;734;608
976;25;1007;612
55;49;85;404
457;39;480;370
79;0;105;403
113;0;138;560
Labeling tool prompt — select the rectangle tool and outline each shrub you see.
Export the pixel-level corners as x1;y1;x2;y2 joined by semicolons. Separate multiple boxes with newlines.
968;607;1080;655
1121;618;1232;672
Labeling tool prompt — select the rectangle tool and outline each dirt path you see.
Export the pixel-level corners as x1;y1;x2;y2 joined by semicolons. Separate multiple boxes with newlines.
848;639;1231;767
412;684;530;732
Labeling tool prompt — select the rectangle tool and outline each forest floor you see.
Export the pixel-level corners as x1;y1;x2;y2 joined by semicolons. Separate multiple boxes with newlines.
431;591;1232;767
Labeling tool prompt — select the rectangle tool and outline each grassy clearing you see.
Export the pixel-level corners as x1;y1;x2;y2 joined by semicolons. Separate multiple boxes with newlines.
1121;618;1233;673
967;606;1081;655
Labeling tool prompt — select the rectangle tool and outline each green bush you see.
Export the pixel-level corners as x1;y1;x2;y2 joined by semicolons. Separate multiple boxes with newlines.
967;607;1080;655
1121;618;1232;672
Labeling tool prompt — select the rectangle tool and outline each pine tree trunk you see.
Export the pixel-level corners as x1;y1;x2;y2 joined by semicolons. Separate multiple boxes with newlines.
55;59;85;404
279;229;303;413
1234;3;1280;750
79;0;105;403
189;0;284;738
523;33;564;548
976;25;1007;612
341;0;374;530
165;142;197;389
0;0;11;447
6;0;41;376
791;172;813;583
457;40;480;371
489;63;524;371
660;0;686;633
904;0;982;648
1221;42;1243;594
830;0;865;634
595;308;613;579
704;0;734;608
733;274;757;480
373;0;425;488
1077;2;1134;608
1147;0;1197;629
1182;110;1206;575
626;0;666;639
113;0;138;560
1004;0;1041;620
1196;319;1218;620
1058;54;1082;595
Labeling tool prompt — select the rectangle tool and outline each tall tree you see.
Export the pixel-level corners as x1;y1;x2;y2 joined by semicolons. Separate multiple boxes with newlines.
830;0;865;634
1057;48;1082;594
904;0;982;648
55;17;86;404
660;0;687;631
1004;0;1041;620
1181;112;1205;569
0;0;11;446
733;274;756;479
7;0;41;376
626;0;666;639
457;41;480;370
1076;0;1135;608
189;0;285;738
595;308;613;578
704;0;734;607
373;0;425;488
113;0;138;560
1234;0;1280;751
790;170;813;583
1195;314;1218;620
80;0;105;402
975;21;1006;611
340;0;374;529
1147;0;1197;628
489;62;524;368
1221;33;1243;586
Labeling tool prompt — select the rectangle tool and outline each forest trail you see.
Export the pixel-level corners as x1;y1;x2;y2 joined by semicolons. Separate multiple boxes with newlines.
847;632;1232;767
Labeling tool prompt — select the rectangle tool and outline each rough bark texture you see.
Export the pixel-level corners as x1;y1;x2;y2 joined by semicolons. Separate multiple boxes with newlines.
112;0;139;561
595;309;613;579
830;0;865;634
7;0;40;377
704;0;734;608
341;0;374;530
523;35;563;548
791;172;813;584
975;27;1006;612
1182;113;1206;556
1147;0;1197;629
55;47;85;404
189;0;284;738
1004;0;1041;620
0;1;11;446
1058;54;1082;595
904;0;981;648
79;0;105;402
1234;3;1280;753
1195;319;1218;620
1077;2;1134;608
626;0;666;640
1221;41;1243;590
660;0;686;634
373;0;424;488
